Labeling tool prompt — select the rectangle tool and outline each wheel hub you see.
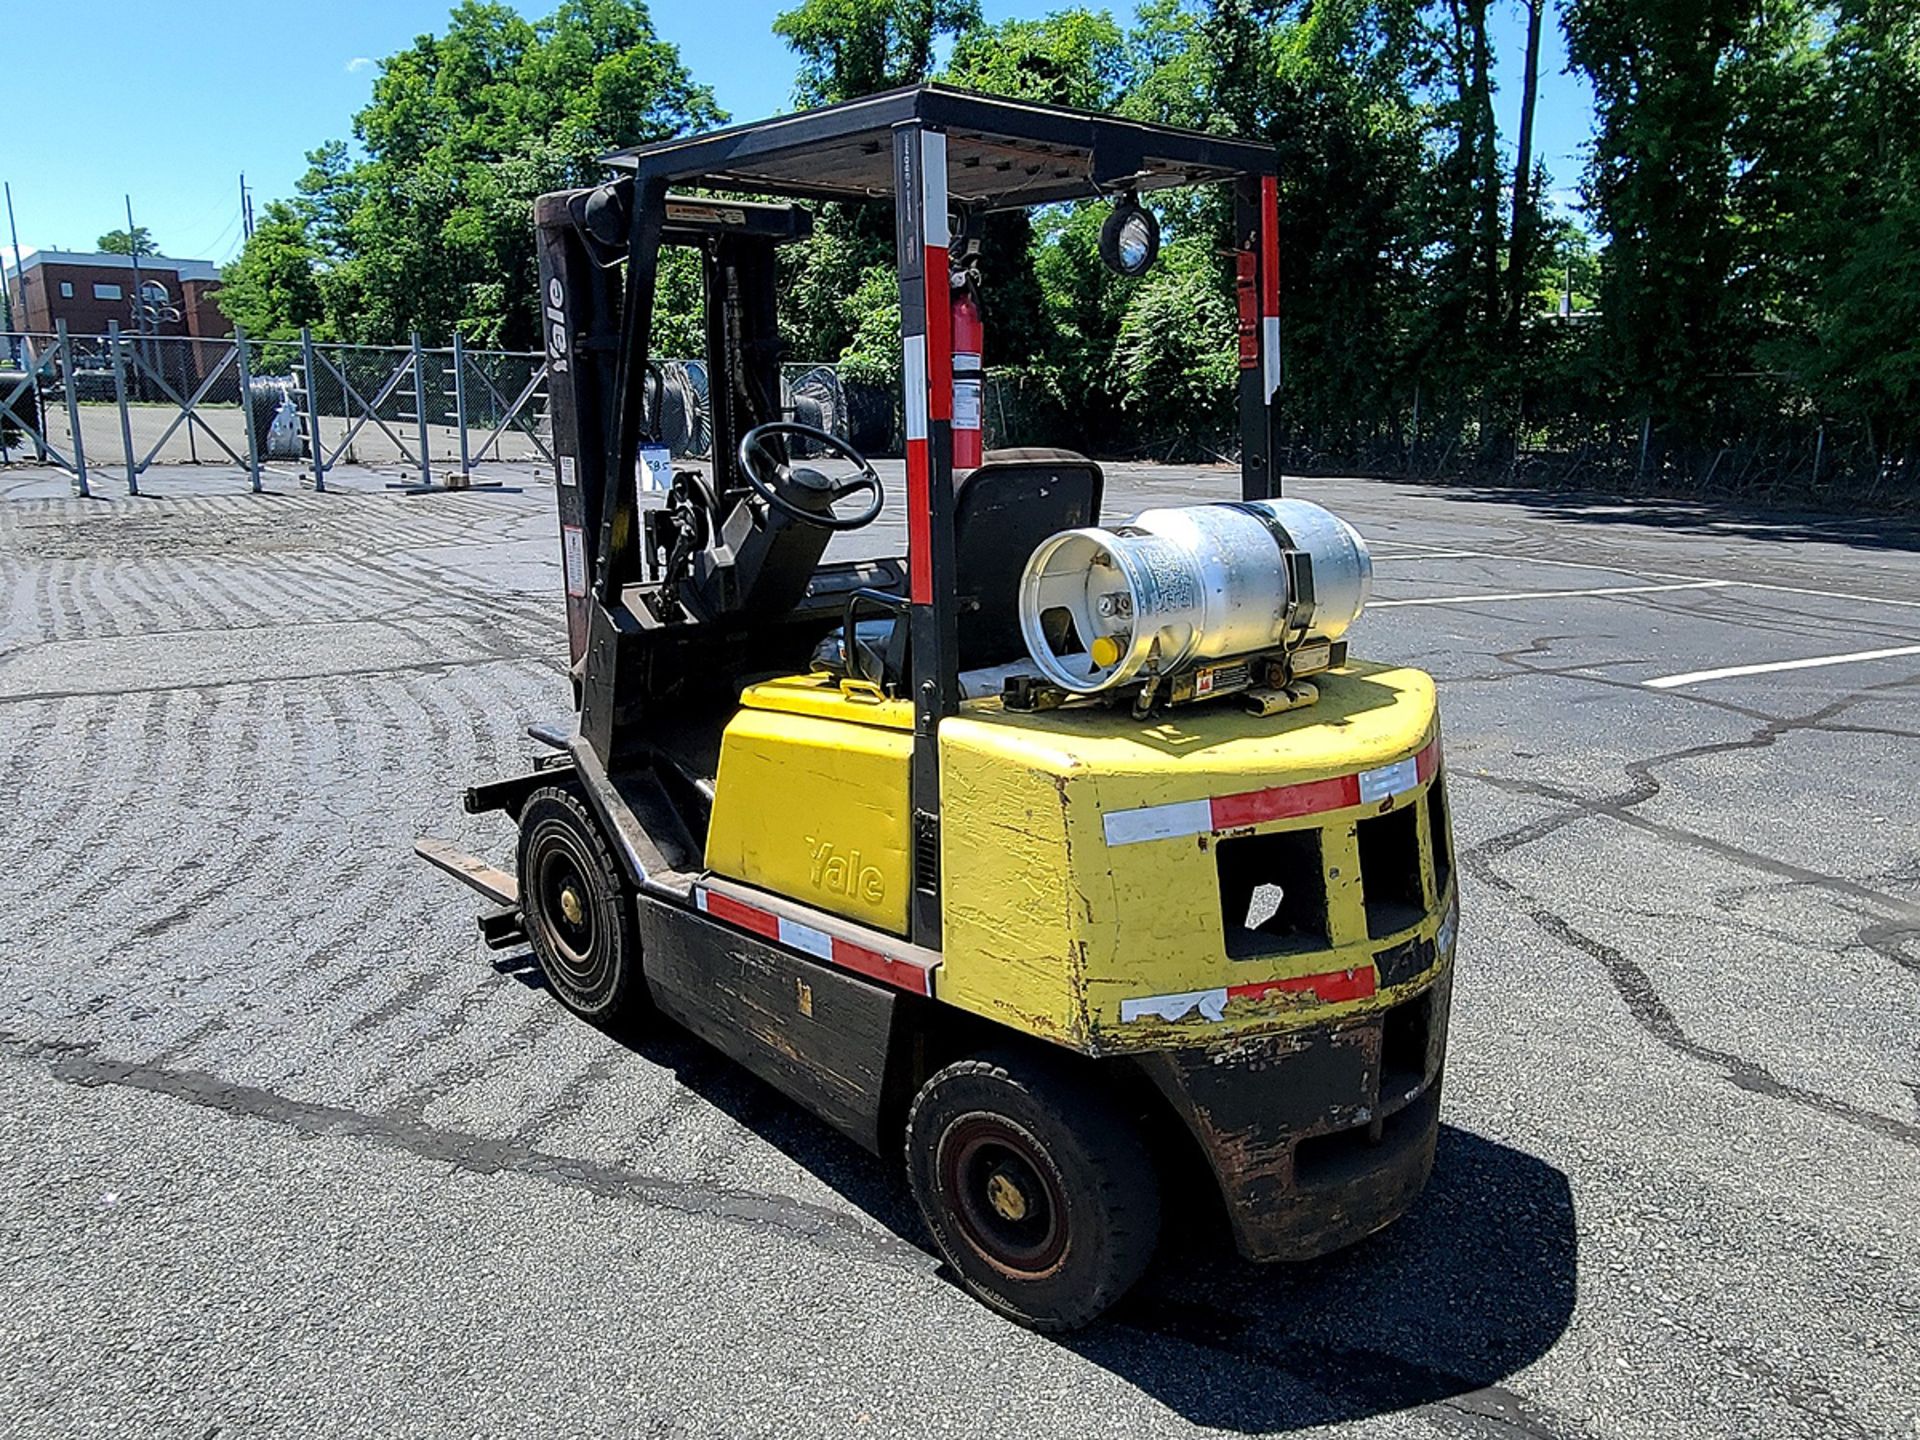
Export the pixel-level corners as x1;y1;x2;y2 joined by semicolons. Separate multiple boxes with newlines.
941;1119;1068;1277
985;1169;1030;1222
558;885;584;926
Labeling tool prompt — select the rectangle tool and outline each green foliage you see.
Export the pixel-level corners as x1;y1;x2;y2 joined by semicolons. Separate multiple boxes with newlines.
1564;0;1757;427
648;245;706;359
945;10;1127;108
773;0;981;105
1112;235;1238;437
836;264;904;387
216;0;1920;491
1756;0;1920;450
219;0;719;347
96;226;156;257
215;203;330;339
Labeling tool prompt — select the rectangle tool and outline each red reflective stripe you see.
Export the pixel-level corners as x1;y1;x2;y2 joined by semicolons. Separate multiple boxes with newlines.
1416;737;1440;781
701;890;780;940
700;890;932;996
923;244;951;422
832;938;933;997
1228;967;1376;1005
906;437;932;604
1259;175;1280;318
1210;773;1358;831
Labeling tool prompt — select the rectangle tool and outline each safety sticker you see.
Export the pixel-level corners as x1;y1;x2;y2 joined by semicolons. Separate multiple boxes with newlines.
1119;967;1378;1024
562;525;587;597
953;380;983;431
557;455;576;486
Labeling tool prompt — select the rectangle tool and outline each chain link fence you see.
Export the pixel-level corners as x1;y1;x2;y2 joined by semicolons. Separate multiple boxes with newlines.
0;327;560;495
0;328;911;497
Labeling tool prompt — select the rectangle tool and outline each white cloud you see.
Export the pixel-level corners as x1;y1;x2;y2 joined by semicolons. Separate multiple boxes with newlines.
345;56;372;73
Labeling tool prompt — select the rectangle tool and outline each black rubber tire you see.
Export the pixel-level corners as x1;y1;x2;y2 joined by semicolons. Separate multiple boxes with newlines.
905;1050;1161;1331
516;786;647;1026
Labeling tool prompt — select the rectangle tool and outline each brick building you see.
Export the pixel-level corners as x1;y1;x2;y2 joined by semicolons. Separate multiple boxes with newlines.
3;248;226;339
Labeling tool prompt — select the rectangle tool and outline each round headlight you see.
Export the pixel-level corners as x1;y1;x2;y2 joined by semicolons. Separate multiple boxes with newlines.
1098;194;1160;278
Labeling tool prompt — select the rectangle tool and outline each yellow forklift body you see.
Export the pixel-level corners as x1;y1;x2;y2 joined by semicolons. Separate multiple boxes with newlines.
704;678;915;933
937;659;1449;1053
706;663;1451;1055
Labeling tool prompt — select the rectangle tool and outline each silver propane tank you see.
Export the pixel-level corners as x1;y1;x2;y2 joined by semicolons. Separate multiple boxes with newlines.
1016;497;1372;695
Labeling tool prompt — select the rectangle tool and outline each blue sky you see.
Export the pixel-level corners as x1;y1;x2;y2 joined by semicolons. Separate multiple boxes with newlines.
3;0;1592;265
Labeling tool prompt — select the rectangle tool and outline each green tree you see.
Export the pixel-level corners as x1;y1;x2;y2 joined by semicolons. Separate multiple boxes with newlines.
1738;0;1919;473
214;202;329;339
773;0;981;105
772;0;980;375
96;226;156;257
942;11;1132;369
1111;232;1239;446
1125;0;1433;454
219;0;720;347
1565;0;1761;441
945;9;1127;108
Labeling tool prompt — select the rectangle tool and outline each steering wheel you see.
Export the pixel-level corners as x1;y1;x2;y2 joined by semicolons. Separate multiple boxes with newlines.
737;421;885;533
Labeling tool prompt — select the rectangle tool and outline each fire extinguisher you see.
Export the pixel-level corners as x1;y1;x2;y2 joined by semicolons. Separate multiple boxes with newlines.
950;267;984;471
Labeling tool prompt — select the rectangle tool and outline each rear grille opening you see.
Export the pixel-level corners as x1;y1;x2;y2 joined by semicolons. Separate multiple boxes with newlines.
1373;933;1438;989
1293;1087;1438;1187
1216;829;1330;958
1380;991;1433;1098
1428;776;1454;900
1358;804;1424;938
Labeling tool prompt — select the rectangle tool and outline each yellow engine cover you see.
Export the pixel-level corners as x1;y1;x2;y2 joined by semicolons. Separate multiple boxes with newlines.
703;663;1451;1055
704;678;914;934
938;660;1450;1052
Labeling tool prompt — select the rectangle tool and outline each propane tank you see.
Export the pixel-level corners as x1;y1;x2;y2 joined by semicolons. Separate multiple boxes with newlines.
1017;498;1372;695
950;270;984;471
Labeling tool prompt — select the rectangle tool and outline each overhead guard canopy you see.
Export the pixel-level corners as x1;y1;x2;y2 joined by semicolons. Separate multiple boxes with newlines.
603;83;1277;211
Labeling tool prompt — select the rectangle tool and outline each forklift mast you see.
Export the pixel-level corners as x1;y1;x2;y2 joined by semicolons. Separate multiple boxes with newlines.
532;184;812;669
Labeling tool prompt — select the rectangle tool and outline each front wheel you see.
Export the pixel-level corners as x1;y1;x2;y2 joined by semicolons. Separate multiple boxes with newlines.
516;786;647;1027
905;1051;1161;1331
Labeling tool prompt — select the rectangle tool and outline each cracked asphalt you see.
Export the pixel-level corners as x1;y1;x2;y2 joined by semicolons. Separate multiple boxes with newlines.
1;458;1916;1439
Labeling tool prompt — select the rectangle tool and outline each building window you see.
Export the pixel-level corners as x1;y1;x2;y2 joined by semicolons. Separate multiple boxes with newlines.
60;281;73;298
93;282;123;301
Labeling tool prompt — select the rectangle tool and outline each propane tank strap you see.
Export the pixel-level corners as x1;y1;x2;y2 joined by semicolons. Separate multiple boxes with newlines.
1227;503;1317;640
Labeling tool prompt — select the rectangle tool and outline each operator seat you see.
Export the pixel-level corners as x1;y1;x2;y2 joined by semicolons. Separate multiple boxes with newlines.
811;448;1104;686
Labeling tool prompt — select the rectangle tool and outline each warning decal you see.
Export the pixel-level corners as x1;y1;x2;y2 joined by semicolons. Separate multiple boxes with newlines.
562;525;587;597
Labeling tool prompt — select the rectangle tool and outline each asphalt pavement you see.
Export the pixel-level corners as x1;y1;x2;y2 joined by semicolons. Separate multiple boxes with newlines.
1;456;1915;1439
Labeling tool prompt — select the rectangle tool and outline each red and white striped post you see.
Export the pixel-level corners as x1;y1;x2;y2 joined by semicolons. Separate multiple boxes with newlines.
1235;172;1284;500
893;123;960;948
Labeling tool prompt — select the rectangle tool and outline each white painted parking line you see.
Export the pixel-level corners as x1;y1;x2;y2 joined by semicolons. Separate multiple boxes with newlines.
1372;547;1920;612
1644;644;1920;689
1372;579;1734;608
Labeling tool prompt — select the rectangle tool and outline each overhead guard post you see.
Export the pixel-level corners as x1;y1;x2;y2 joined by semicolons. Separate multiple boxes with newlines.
895;121;961;950
1235;173;1284;501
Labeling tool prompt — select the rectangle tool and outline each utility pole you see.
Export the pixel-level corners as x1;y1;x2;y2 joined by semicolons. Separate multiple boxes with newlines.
240;172;255;240
5;182;25;349
125;195;148;394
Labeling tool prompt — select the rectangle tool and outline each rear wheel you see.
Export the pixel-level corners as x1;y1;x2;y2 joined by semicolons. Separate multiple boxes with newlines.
516;786;647;1026
905;1051;1160;1331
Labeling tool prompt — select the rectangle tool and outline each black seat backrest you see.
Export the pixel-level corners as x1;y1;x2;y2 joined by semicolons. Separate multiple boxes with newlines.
952;448;1104;670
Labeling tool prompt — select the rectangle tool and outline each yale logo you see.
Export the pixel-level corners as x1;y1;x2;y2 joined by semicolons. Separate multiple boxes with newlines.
808;838;885;905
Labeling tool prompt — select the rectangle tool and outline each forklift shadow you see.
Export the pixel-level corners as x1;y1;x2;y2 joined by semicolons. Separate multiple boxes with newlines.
493;949;919;1229
1076;1123;1578;1432
499;951;1572;1429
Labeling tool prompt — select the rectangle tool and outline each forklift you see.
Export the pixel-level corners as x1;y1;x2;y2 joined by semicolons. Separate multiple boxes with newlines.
420;86;1457;1331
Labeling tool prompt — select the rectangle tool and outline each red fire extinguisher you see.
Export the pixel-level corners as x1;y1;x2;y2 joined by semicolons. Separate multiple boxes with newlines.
950;268;984;471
